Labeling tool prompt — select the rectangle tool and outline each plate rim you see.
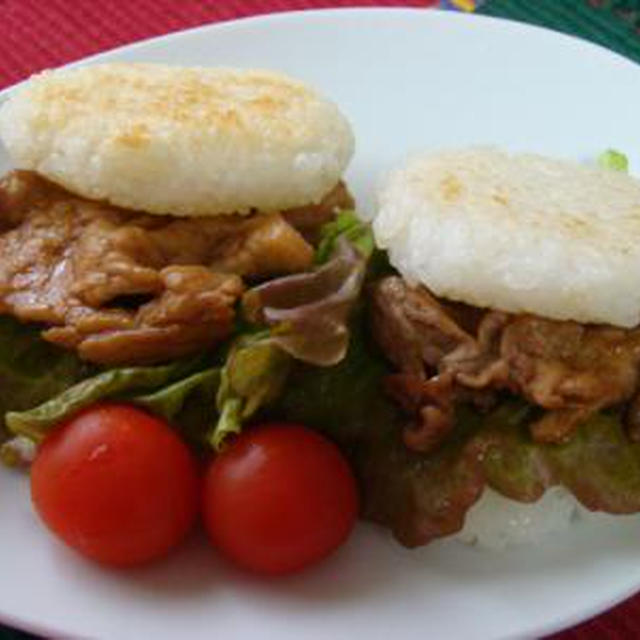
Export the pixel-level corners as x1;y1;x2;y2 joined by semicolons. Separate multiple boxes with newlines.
0;5;638;97
1;7;640;640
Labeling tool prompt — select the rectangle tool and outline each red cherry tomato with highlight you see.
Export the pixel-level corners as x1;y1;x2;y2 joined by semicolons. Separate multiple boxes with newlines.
202;423;358;575
31;403;199;567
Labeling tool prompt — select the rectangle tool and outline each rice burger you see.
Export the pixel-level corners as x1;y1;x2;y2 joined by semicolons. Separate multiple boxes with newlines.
366;147;640;545
0;63;374;570
0;63;354;365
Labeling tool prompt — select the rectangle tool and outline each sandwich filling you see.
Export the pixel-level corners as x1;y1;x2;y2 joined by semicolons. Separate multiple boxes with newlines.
372;276;640;452
0;170;352;364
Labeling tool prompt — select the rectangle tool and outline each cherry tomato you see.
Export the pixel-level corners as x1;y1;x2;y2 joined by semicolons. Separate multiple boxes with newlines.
202;423;358;575
31;403;199;567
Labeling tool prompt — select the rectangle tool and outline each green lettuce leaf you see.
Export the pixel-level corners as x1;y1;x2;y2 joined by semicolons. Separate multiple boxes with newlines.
0;317;94;444
598;149;629;172
209;212;373;450
243;236;369;367
211;334;291;450
5;356;207;442
1;210;374;459
480;404;640;513
314;210;374;264
133;368;220;421
274;309;640;547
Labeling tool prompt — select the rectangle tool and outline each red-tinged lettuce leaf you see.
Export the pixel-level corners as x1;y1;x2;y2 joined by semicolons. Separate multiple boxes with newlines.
207;213;373;450
272;308;487;546
360;413;488;546
473;403;548;502
273;310;484;546
242;213;371;367
481;405;640;513
274;309;640;547
545;415;640;512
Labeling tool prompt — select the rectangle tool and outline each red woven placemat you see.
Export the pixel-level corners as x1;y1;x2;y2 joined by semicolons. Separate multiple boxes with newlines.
0;0;437;89
0;1;637;639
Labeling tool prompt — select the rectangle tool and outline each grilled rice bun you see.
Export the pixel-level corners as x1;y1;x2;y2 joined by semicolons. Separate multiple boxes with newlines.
0;63;354;217
373;147;640;328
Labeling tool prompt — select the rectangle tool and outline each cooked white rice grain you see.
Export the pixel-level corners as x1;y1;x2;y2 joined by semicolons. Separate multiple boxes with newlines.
456;487;580;550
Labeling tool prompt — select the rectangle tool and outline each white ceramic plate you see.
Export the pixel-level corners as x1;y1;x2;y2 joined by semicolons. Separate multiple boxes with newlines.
2;8;640;640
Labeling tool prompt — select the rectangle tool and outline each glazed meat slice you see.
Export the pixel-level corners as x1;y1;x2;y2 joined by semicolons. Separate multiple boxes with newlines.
0;171;328;365
501;317;640;442
371;278;511;451
43;266;244;365
371;276;640;450
371;276;473;375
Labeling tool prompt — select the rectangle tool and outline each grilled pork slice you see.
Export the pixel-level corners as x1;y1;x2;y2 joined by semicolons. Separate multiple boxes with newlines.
0;171;351;364
372;276;640;452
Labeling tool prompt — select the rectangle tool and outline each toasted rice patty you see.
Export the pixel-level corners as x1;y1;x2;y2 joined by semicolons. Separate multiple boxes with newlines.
374;147;640;328
0;64;354;217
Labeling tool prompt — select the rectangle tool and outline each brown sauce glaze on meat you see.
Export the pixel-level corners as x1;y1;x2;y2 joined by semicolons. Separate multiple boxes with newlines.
0;171;351;365
371;276;640;451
